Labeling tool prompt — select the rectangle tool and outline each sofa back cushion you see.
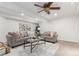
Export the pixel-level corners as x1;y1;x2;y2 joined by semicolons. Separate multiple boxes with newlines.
43;31;51;37
43;31;58;38
20;31;28;37
8;32;21;39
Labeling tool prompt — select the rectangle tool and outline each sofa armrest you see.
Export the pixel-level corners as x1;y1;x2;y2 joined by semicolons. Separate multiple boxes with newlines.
6;35;17;46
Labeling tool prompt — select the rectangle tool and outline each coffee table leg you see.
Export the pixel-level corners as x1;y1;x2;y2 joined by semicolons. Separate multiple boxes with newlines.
44;38;46;44
31;43;32;53
24;41;25;49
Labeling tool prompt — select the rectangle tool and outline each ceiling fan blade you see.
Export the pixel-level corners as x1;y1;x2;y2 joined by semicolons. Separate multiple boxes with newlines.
47;2;53;7
50;7;60;10
43;3;48;8
38;9;44;13
34;4;43;8
43;2;53;8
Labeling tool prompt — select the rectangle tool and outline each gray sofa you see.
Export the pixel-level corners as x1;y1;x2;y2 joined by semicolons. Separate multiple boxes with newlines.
6;31;58;48
42;32;58;43
6;32;29;48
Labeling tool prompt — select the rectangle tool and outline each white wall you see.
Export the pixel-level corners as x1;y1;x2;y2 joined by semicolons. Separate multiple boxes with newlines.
0;16;36;42
41;17;79;43
0;17;20;42
1;15;79;43
0;17;8;42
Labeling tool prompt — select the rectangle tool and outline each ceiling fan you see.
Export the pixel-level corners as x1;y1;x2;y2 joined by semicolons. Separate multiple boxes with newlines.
34;2;60;14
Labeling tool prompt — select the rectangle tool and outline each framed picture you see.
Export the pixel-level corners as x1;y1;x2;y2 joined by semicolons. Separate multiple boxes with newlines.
19;23;31;32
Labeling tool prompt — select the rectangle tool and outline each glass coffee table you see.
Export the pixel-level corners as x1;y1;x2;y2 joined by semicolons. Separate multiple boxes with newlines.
23;36;46;53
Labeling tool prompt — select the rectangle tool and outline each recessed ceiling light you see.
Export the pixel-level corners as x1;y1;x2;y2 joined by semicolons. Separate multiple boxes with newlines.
54;13;57;16
21;13;24;16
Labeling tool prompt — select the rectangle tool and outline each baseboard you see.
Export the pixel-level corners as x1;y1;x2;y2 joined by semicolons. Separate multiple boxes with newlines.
58;39;79;44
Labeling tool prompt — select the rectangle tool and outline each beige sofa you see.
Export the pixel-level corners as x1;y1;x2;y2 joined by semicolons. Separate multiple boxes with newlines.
42;31;58;43
6;32;29;48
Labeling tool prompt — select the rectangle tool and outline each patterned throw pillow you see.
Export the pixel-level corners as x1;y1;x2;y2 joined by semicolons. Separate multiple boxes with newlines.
20;31;28;37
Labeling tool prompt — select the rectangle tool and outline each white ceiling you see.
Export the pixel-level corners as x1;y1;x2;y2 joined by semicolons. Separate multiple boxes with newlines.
0;2;79;22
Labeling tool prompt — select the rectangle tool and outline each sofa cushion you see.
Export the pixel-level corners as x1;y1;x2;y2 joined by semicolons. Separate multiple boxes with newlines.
20;31;28;37
43;31;51;37
8;32;20;39
43;31;58;38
